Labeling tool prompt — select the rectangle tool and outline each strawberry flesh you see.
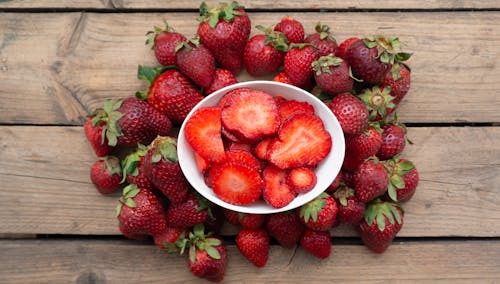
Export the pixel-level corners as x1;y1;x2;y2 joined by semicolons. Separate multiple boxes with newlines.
185;106;225;163
210;162;263;205
262;165;297;208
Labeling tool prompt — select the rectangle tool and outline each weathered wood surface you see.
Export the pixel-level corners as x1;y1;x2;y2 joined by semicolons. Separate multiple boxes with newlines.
1;240;499;283
1;126;499;237
0;12;499;124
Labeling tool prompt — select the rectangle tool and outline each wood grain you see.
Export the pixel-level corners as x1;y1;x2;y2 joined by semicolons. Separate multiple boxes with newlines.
0;12;499;124
0;240;499;283
0;126;499;236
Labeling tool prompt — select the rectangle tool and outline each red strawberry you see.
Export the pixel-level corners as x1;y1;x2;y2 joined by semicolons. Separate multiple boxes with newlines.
268;113;331;169
175;36;215;88
300;229;331;259
224;149;262;173
244;26;288;76
357;199;403;253
166;193;210;229
91;97;172;146
312;55;354;96
287;167;317;194
223;209;240;225
297;193;338;231
236;228;270;267
335;37;359;59
273;70;314;91
121;145;154;190
210;162;263;205
221;88;280;142
382;63;411;114
332;185;365;224
383;157;419;202
226;142;252;153
277;100;315;121
358;86;395;121
354;159;389;203
377;120;407;160
137;67;203;125
284;44;319;86
342;124;382;171
84;118;113;157
185;106;226;163
262;165;297;208
119;222;148;241
153;227;185;251
327;93;369;136
116;184;168;237
254;138;273;160
90;156;122;194
143;136;190;204
304;22;338;56
146;21;187;66
194;151;210;175
274;16;304;44
197;1;251;74
266;211;304;248
238;213;266;229
326;172;343;193
204;69;238;95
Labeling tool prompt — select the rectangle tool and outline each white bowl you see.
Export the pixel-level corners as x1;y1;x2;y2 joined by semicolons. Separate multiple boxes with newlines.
178;81;345;214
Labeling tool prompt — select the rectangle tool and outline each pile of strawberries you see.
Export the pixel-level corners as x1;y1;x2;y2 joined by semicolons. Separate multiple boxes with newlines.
84;2;419;282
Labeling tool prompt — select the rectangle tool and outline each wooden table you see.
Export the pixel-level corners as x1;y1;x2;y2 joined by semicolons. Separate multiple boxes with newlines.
1;1;499;282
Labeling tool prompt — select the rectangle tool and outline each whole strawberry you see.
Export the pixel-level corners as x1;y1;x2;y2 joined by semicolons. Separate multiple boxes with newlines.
121;144;154;190
312;55;353;96
265;211;304;248
332;185;366;224
274;16;304;44
175;36;216;88
143;136;190;204
153;227;185;251
273;70;314;91
335;36;359;59
166;192;210;228
327;93;369;136
300;229;331;259
357;199;403;253
137;66;203;125
204;68;238;95
358;86;395;121
377;118;407;160
236;228;270;267
284;44;319;86
326;172;343;193
146;21;187;66
382;63;411;114
354;159;389;203
90;156;122;194
342;124;382;171
297;193;338;231
383;157;419;202
244;26;288;76
84;118;113;157
304;22;338;56
91;98;172;147
197;1;251;74
238;213;266;229
119;222;147;241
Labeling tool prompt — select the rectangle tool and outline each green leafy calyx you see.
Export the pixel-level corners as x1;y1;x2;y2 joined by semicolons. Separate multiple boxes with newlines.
116;184;140;216
198;1;244;28
102;156;122;177
364;199;403;231
120;144;149;183
314;22;336;42
311;54;343;75
383;156;415;202
300;192;329;222
151;136;178;164
91;99;124;147
362;36;412;65
145;20;174;47
332;185;356;207
358;86;395;120
256;25;289;52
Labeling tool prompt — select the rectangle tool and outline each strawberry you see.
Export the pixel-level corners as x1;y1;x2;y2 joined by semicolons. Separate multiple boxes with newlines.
326;172;343;193
222;208;240;225
358;86;395;121
274;16;304;44
254;138;273;160
204;68;238;95
268;113;331;169
273;71;314;91
236;228;270;267
119;222;147;241
153;227;185;251
332;185;365;224
210;162;263;205
353;159;389;203
312;55;354;96
116;184;168;237
121;145;154;190
297;193;338;231
221;88;280;142
277;100;315;121
194;151;210;175
137;67;203;125
287;167;317;194
357;199;403;253
224;149;262;173
175;36;216;88
84;118;113;157
226;142;252;153
383;157;419;202
238;213;266;229
197;1;251;74
300;229;331;259
304;22;338;56
146;21;187;66
166;192;210;228
90;156;122;195
204;203;225;234
262;165;297;208
266;211;304;248
335;37;359;59
377;119;407;160
327;93;369;136
185;106;226;163
284;44;319;86
382;63;411;114
143;136;190;204
342;124;382;171
91;98;172;146
244;26;288;76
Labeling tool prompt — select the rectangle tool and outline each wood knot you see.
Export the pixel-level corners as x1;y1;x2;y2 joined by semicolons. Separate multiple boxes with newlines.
76;270;106;284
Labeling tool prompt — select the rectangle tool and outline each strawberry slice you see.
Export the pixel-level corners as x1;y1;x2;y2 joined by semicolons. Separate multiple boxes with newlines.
224;149;262;173
287;167;317;194
210;162;263;205
268;113;332;169
263;165;297;208
254;138;273;160
221;88;280;141
194;151;210;174
226;142;252;153
278;100;315;121
185;106;225;163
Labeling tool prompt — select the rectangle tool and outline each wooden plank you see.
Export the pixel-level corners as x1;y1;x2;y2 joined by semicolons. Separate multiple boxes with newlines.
0;240;499;283
0;12;499;124
0;126;499;237
0;0;111;9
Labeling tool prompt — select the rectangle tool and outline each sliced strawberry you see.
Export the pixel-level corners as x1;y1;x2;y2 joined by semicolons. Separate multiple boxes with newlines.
254;138;273;160
226;142;252;153
287;167;317;194
224;149;262;173
273;96;287;105
221;126;245;143
263;165;297;208
221;88;280;141
194;151;210;174
210;162;263;205
268;114;332;169
278;100;315;121
185;106;225;163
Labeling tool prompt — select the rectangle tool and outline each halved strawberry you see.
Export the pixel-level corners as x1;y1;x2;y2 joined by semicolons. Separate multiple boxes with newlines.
263;165;297;208
278;100;315;121
210;162;263;205
185;106;225;163
224;150;262;173
254;138;273;160
287;167;317;194
268;114;332;169
221;88;280;141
